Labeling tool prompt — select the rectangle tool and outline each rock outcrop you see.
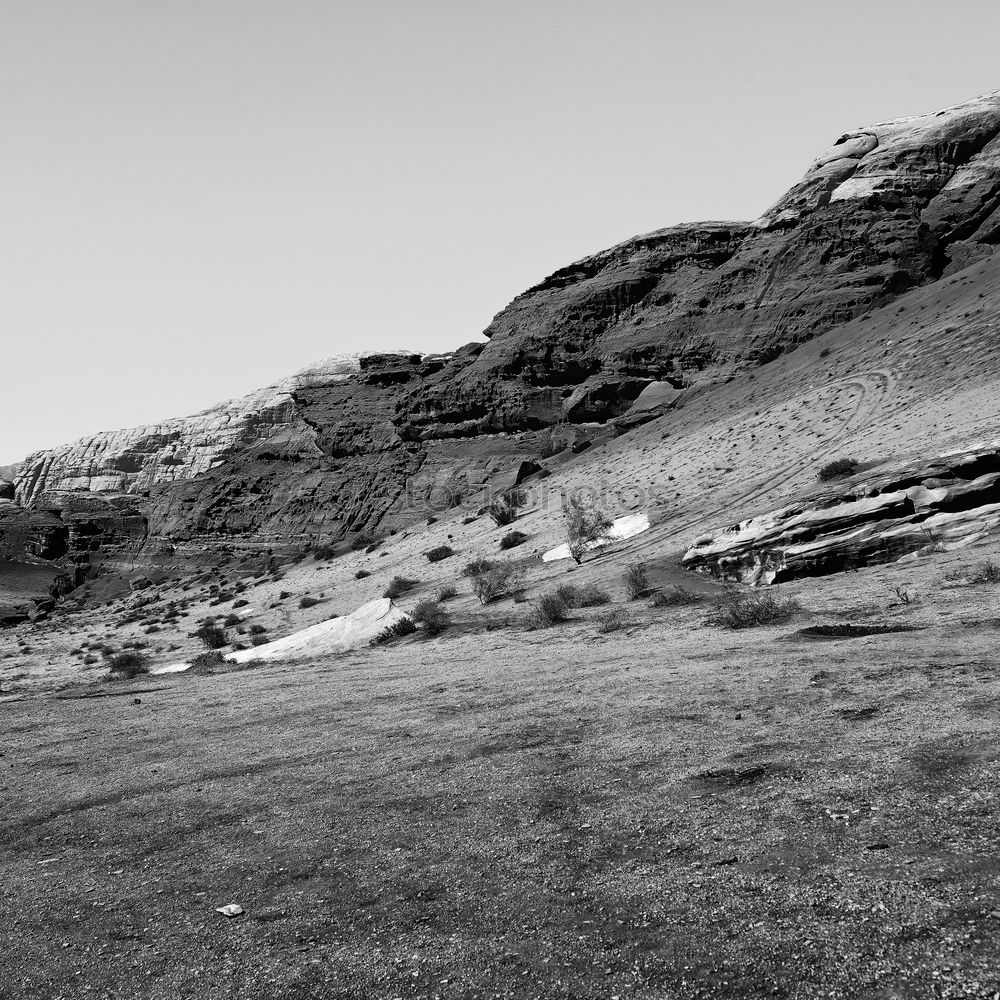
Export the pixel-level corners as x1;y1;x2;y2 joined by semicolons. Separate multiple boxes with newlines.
683;445;1000;585
402;91;1000;434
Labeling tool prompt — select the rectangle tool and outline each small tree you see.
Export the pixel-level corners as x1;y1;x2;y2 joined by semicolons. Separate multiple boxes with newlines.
565;494;612;564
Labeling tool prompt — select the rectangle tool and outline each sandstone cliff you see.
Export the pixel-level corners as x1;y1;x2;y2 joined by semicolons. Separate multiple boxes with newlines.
9;90;1000;585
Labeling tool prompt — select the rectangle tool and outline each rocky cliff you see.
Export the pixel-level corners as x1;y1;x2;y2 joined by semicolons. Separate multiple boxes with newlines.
9;90;1000;586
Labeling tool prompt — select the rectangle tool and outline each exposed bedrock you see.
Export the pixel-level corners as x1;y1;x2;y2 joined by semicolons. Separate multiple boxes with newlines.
399;91;1000;435
683;445;1000;585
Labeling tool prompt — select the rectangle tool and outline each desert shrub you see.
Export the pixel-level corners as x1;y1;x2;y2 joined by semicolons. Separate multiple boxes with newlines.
94;643;117;657
190;650;225;670
144;625;160;634
817;457;858;481
83;654;99;665
426;516;437;525
575;583;611;607
279;591;291;600
623;563;650;600
650;586;703;608
462;515;478;525
425;545;455;563
488;487;527;527
565;494;612;563
970;559;1000;584
437;583;458;601
313;544;336;560
224;613;241;627
350;532;381;552
472;561;526;605
412;600;451;636
462;557;496;578
711;590;800;629
369;617;418;646
555;583;578;606
299;596;322;608
232;598;249;608
354;569;370;579
383;576;418;600
499;530;529;551
250;635;270;646
249;624;267;635
194;623;227;649
527;591;570;628
107;651;149;679
597;608;628;633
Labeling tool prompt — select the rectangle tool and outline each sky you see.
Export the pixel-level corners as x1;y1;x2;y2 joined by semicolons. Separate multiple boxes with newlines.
3;0;999;463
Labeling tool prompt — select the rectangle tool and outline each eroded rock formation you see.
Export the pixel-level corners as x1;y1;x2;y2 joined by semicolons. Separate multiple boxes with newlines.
683;445;1000;585
7;90;1000;591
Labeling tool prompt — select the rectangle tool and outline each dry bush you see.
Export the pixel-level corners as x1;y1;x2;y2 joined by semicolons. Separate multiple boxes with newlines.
623;563;650;600
650;586;703;608
970;559;1000;584
817;457;858;481
412;600;451;637
488;488;527;527
575;583;610;607
299;596;322;608
437;584;458;601
472;561;526;605
462;557;496;578
194;623;227;649
711;590;801;629
369;617;418;646
425;545;455;563
383;576;418;599
354;569;370;579
527;591;570;628
499;530;529;551
107;651;149;679
596;608;628;633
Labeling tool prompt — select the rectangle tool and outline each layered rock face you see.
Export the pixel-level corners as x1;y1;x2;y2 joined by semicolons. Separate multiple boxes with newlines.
402;91;1000;436
8;91;1000;584
683;445;1000;585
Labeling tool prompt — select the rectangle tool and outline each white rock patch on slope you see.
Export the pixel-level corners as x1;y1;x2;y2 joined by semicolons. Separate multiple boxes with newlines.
542;512;651;563
226;598;408;663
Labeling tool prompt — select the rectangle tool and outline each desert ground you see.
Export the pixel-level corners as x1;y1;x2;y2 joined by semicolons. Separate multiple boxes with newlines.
3;254;1000;998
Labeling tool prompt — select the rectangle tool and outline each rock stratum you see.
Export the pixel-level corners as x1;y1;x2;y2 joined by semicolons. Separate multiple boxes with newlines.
683;445;1000;585
6;90;1000;601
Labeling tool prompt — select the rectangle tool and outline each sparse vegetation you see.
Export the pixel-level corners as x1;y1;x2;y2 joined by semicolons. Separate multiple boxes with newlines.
354;569;371;579
488;487;527;527
249;624;267;635
970;559;1000;584
350;531;382;552
193;623;227;649
462;557;496;578
190;650;225;670
107;651;150;679
299;596;322;608
596;608;628;633
369;617;418;646
425;545;455;563
411;600;451;637
499;530;529;551
224;613;241;626
650;586;703;608
471;561;526;605
383;576;418;600
527;591;570;628
313;544;336;560
575;583;611;607
437;584;458;601
565;494;612;563
711;589;801;629
817;457;859;481
623;563;650;600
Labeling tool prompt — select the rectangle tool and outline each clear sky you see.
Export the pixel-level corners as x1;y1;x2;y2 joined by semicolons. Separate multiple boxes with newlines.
3;0;999;463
